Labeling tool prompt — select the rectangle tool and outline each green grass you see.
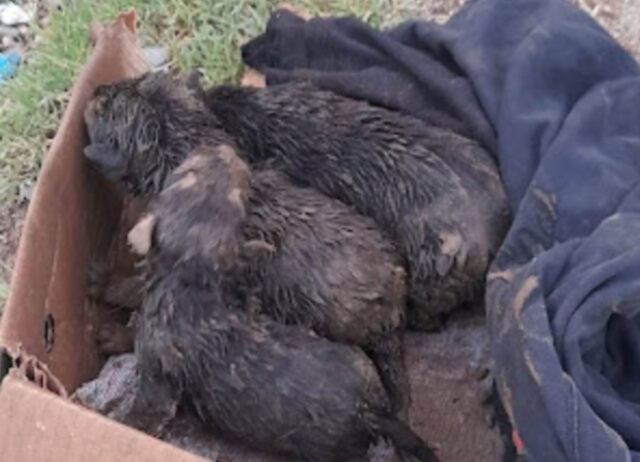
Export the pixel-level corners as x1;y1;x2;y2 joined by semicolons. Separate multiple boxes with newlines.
0;0;410;201
0;262;10;313
0;279;7;308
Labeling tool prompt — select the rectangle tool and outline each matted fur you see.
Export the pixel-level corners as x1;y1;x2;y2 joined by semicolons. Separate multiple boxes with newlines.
204;82;511;329
129;146;438;462
84;73;413;416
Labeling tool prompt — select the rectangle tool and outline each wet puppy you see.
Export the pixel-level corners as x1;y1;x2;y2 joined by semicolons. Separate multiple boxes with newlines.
241;169;409;418
84;71;231;199
203;82;511;329
84;73;411;417
128;146;438;462
85;72;510;328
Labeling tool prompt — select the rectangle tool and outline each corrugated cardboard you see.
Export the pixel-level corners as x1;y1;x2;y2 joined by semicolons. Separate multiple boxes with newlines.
0;372;204;462
0;8;509;462
0;11;206;461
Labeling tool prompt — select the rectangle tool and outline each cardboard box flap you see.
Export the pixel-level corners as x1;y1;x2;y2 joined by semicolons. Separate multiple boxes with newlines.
9;347;68;396
0;373;206;462
0;11;149;392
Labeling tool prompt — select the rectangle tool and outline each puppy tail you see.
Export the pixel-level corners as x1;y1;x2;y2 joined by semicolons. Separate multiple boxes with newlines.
376;416;440;462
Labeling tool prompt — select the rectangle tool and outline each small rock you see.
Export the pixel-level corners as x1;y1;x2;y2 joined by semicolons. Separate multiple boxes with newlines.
0;24;20;38
0;3;32;26
43;0;62;12
18;181;34;204
1;35;15;51
36;0;62;28
368;439;401;462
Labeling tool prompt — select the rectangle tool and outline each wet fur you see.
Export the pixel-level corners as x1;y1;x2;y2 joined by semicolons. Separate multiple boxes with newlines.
243;169;411;417
243;169;406;345
88;155;412;419
204;83;511;329
84;73;510;329
84;73;412;416
84;71;231;199
130;147;438;462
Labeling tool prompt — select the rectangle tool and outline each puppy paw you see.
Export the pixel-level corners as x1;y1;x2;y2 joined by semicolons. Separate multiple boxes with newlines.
96;322;134;356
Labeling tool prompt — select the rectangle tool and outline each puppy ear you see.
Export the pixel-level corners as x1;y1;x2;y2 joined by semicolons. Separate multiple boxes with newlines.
84;143;126;182
128;213;157;256
137;71;169;97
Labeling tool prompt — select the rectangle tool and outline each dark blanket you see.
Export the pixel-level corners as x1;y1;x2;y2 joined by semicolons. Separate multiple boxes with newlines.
241;1;640;460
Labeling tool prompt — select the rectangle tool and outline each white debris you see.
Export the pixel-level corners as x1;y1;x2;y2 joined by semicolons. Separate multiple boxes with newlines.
142;46;170;69
0;3;32;26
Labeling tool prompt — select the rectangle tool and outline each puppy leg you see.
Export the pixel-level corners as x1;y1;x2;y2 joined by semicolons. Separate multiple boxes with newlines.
366;331;411;422
102;275;144;309
126;367;181;437
87;261;144;309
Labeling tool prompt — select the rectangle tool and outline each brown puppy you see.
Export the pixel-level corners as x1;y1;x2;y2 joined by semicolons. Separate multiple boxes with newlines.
126;145;438;462
84;73;412;417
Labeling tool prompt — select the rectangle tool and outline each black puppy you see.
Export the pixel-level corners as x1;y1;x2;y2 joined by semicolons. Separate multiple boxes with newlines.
84;72;412;417
242;168;409;417
85;71;510;329
84;72;230;199
203;82;511;329
126;146;438;462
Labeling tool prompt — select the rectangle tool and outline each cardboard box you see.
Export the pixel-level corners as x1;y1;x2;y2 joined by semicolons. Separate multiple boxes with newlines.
0;9;508;462
0;11;206;462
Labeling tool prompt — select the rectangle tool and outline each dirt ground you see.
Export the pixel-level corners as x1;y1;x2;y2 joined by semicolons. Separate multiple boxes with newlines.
412;0;640;60
574;0;640;61
0;203;25;298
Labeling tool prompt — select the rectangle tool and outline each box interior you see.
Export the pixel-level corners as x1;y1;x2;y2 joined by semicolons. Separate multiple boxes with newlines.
0;11;147;393
0;12;207;462
0;10;506;462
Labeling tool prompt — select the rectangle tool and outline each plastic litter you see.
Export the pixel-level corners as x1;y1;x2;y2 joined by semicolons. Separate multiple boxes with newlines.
0;51;20;83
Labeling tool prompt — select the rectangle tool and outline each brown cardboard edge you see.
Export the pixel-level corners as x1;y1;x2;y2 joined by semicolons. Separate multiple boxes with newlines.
0;11;215;462
0;373;207;462
0;10;149;391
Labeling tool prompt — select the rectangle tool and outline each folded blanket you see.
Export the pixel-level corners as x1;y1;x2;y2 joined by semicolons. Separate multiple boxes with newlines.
242;1;640;460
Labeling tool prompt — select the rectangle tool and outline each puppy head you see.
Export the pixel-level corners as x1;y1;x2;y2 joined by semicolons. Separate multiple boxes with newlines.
84;71;215;198
149;145;251;268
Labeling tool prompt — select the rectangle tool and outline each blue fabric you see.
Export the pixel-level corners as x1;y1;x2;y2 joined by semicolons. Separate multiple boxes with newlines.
242;1;640;460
